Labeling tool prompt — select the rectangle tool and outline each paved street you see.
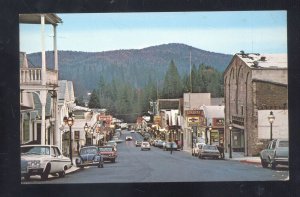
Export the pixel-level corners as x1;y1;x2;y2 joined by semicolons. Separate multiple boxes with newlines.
22;130;288;184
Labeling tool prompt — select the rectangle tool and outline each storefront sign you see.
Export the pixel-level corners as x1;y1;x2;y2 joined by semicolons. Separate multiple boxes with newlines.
98;115;112;126
185;110;204;116
213;118;224;127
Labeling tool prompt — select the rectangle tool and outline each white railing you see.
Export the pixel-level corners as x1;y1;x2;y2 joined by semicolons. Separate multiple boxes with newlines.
20;68;58;86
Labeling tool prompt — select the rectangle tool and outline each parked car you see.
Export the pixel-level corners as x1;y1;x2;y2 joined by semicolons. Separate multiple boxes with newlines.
141;142;151;151
125;136;133;141
135;140;142;147
156;140;164;148
106;140;117;150
198;145;220;159
21;145;71;181
98;146;117;163
75;146;104;168
164;142;178;151
260;139;289;169
192;143;206;156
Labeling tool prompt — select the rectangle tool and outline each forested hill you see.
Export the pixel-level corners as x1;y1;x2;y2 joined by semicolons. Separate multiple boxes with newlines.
27;43;233;97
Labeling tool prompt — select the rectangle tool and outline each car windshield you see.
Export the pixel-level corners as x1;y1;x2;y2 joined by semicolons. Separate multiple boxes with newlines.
142;142;149;145
99;147;113;152
278;141;288;147
204;145;217;150
21;146;50;155
80;148;97;154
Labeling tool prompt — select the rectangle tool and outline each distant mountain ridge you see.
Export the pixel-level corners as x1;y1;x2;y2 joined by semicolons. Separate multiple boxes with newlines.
27;43;233;97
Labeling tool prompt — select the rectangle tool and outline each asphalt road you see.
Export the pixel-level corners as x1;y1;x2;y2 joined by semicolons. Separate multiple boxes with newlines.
22;130;289;184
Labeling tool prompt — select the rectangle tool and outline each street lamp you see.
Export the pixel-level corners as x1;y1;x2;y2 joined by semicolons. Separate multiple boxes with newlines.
268;111;275;140
84;123;89;145
64;113;74;165
228;121;233;159
191;129;193;155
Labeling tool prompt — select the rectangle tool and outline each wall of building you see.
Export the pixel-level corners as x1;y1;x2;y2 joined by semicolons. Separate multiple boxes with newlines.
252;69;287;85
257;110;288;139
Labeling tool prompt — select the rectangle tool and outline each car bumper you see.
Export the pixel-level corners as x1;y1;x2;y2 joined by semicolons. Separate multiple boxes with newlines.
274;158;289;165
202;153;220;158
22;168;44;176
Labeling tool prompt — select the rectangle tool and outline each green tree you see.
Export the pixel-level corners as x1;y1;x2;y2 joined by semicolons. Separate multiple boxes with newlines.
88;89;100;108
162;60;183;98
75;96;85;106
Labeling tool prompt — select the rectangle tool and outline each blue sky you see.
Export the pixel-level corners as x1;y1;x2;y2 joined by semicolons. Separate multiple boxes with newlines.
19;11;287;55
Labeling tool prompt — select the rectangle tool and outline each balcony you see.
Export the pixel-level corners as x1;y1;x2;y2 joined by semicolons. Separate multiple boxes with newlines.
20;68;58;87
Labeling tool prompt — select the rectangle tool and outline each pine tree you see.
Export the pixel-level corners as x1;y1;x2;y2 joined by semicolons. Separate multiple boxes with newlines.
162;60;183;99
88;89;100;108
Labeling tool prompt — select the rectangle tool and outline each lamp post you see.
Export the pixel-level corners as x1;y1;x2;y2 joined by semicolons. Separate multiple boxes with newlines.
208;123;212;145
84;123;89;145
228;121;233;159
64;112;74;165
191;129;193;155
181;131;184;150
268;111;275;141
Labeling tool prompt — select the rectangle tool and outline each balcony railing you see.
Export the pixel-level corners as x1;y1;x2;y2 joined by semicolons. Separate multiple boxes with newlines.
20;68;58;86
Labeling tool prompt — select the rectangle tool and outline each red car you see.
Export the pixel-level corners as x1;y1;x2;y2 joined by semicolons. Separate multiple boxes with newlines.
98;146;117;163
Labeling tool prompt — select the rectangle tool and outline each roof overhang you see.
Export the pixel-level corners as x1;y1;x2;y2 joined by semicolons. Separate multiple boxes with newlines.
19;14;62;25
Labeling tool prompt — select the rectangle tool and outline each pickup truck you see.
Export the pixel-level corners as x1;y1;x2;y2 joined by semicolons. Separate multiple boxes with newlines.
260;139;289;169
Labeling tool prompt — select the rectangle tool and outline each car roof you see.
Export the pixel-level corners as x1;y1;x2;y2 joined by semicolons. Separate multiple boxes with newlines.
81;146;98;149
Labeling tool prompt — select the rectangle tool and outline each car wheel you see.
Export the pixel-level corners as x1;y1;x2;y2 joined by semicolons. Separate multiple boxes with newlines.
98;161;104;168
41;163;51;181
199;154;203;159
58;171;65;178
261;159;268;168
24;174;30;181
112;158;115;163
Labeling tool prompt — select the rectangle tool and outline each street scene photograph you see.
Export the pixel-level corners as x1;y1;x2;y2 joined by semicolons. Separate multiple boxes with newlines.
19;11;289;184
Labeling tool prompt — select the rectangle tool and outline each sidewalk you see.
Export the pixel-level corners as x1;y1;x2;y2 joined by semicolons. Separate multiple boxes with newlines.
65;157;81;175
182;148;261;165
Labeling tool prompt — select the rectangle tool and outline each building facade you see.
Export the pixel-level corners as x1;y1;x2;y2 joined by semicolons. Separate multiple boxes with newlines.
224;53;288;156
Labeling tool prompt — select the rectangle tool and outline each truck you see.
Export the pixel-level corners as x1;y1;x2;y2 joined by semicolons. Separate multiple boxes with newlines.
260;139;289;169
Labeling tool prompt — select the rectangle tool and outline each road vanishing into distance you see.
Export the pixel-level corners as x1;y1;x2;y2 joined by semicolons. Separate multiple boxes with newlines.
22;130;288;184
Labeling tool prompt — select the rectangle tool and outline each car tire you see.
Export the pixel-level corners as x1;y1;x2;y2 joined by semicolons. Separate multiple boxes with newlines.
58;171;65;178
261;159;268;168
41;163;51;181
112;158;115;163
199;154;203;159
271;161;277;169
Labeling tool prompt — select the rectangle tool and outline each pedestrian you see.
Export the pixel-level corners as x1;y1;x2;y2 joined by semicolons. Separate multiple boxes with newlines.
170;142;173;154
217;143;225;159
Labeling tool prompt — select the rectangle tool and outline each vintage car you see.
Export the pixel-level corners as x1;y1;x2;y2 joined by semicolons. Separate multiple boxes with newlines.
75;146;104;168
125;136;133;141
192;142;206;156
135;140;143;147
260;139;289;169
98;146;117;163
164;142;179;151
198;145;220;159
21;145;71;181
141;142;151;151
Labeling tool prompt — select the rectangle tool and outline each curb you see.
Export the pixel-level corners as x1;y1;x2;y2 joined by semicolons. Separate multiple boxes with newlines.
240;160;261;165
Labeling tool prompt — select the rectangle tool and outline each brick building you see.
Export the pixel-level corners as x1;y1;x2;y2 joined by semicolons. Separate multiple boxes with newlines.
224;52;288;156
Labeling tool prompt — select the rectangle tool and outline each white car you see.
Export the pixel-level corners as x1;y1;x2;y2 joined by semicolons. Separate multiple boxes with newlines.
192;143;206;156
141;142;151;151
21;145;71;181
125;136;133;141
